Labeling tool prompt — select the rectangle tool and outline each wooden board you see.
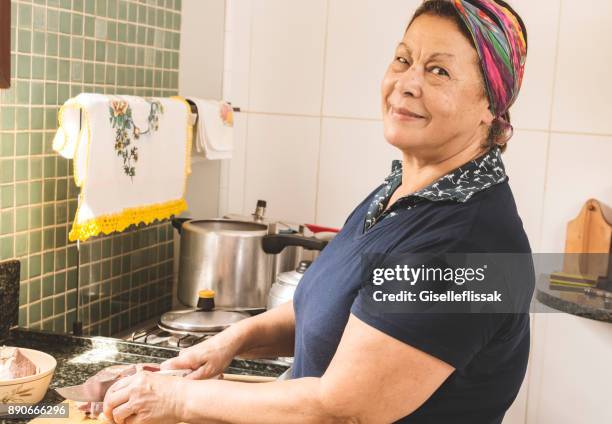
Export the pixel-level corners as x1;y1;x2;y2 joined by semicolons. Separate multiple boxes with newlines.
29;400;190;423
563;199;612;281
221;373;275;383
29;400;104;423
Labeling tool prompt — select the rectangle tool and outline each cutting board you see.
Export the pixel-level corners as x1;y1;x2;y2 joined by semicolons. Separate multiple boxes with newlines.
29;400;193;423
563;198;612;282
29;400;103;423
30;373;275;423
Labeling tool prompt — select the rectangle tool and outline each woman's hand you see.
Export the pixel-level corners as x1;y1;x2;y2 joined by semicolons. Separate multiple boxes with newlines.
102;371;186;424
160;302;295;381
160;330;241;380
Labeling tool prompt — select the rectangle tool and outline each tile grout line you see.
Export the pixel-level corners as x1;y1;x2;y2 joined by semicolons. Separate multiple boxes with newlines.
525;1;564;423
241;0;255;215
313;0;331;226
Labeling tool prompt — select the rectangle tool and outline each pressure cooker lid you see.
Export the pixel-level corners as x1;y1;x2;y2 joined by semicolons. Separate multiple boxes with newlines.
160;309;249;333
223;214;299;234
224;213;274;225
184;219;268;234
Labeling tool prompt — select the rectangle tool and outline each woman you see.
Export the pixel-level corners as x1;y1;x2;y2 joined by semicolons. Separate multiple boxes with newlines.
103;0;531;422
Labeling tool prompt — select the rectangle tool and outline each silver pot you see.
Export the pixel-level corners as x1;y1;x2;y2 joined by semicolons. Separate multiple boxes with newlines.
175;219;274;310
267;261;311;309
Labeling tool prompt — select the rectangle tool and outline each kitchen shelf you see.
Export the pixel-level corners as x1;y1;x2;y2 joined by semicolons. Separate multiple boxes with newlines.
535;274;612;323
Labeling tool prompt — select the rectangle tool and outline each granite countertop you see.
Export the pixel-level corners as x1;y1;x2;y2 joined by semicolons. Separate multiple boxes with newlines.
536;274;612;323
0;260;20;341
0;327;289;423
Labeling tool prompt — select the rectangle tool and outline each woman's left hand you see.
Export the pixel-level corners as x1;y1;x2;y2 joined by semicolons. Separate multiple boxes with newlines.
102;371;186;424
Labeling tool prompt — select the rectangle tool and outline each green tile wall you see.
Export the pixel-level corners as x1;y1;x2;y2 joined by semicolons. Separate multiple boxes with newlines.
0;0;182;336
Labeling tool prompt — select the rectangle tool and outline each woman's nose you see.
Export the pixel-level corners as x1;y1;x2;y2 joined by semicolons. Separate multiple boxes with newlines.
395;67;423;98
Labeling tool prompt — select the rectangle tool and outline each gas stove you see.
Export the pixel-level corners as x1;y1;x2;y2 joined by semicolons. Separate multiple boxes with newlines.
113;315;230;348
112;314;293;367
125;323;215;348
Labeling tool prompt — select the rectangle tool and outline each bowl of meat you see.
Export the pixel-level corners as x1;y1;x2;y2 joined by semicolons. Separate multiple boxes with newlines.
0;346;57;403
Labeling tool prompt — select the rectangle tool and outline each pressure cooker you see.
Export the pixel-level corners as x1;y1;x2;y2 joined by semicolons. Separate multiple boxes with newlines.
172;201;330;310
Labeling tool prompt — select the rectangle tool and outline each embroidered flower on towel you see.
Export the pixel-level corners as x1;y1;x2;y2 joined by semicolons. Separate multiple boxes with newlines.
147;100;164;131
111;100;129;117
109;98;164;178
219;102;234;127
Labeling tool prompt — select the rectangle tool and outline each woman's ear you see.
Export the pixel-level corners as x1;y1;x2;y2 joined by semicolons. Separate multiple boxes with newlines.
481;104;495;126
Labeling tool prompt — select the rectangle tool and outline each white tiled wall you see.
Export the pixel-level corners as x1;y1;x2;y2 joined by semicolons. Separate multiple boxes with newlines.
322;0;419;119
249;0;328;116
317;118;398;227
508;0;561;131
243;113;321;223
527;313;612;424
540;133;612;253
220;1;612;423
179;0;224;219
551;0;612;135
502;130;549;253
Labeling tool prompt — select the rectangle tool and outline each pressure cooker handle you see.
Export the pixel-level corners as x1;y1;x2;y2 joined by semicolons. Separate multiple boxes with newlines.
261;234;328;254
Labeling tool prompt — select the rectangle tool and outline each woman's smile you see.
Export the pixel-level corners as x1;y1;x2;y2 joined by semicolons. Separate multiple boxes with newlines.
389;105;427;122
381;13;495;153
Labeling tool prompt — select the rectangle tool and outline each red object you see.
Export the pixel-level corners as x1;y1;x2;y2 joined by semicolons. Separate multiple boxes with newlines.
304;223;340;234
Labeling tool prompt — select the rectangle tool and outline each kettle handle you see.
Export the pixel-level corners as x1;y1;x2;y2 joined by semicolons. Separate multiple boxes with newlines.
261;234;328;254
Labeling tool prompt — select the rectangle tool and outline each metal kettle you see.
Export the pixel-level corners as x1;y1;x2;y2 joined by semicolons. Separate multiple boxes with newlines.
267;260;312;309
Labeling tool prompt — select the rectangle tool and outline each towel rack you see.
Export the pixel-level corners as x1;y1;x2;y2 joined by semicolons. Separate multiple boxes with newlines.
185;99;241;115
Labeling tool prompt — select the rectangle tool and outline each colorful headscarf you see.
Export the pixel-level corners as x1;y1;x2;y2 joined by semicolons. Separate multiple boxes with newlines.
451;0;527;129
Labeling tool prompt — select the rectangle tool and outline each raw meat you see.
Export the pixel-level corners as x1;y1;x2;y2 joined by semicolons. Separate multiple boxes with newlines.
75;363;161;419
0;346;38;380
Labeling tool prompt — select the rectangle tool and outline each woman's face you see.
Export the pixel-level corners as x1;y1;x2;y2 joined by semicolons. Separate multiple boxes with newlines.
381;14;494;157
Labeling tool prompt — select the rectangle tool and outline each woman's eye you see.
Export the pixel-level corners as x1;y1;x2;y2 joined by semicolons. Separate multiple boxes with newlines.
430;66;449;77
395;56;409;65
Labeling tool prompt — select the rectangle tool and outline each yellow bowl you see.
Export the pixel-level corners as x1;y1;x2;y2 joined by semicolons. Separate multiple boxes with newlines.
0;347;57;404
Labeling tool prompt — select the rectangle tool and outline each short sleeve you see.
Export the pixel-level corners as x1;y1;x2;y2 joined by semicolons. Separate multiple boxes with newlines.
349;251;509;370
351;296;507;369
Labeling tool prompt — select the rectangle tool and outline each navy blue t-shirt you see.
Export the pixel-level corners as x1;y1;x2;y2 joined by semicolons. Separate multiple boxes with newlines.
292;179;533;423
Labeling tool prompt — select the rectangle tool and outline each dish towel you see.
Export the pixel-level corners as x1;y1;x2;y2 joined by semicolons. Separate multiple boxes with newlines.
188;98;234;159
53;93;193;242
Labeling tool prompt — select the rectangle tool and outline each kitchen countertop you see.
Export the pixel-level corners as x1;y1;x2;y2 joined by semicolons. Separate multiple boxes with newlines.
535;274;612;323
0;327;289;423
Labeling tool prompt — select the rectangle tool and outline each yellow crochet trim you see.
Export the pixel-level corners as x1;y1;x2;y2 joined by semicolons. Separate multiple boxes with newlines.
56;95;194;242
68;199;187;242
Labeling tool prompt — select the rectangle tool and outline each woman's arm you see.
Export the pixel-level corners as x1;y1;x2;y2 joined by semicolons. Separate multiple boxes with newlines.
105;314;452;423
231;299;296;359
161;300;295;379
170;314;454;424
178;378;328;424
